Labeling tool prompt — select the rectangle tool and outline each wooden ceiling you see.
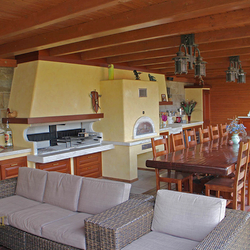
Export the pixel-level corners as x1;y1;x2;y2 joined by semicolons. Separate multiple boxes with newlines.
1;0;250;82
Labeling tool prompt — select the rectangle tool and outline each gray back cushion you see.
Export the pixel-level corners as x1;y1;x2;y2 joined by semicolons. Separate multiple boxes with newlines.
78;178;131;214
16;167;48;202
43;172;83;211
152;190;226;242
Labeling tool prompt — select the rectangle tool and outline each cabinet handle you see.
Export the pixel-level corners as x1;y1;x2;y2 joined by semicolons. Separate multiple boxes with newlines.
10;163;18;167
53;163;59;166
87;156;92;158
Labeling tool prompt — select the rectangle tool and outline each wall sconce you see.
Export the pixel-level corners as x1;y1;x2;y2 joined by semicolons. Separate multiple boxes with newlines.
226;56;246;83
172;34;206;78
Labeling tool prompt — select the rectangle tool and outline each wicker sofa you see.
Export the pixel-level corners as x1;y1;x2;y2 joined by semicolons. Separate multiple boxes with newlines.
0;167;153;250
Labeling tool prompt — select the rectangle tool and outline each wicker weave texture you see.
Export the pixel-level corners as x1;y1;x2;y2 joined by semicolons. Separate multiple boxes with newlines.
0;225;26;250
194;209;250;250
85;194;154;250
0;177;17;199
25;231;81;250
99;202;154;250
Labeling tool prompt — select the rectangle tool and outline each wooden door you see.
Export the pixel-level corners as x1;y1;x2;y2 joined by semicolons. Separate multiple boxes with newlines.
203;89;210;128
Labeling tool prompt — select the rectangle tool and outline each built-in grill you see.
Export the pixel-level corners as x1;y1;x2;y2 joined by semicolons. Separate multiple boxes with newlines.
26;121;103;155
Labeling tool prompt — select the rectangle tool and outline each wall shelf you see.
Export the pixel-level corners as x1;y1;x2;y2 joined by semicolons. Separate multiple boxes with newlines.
159;101;173;105
2;113;104;124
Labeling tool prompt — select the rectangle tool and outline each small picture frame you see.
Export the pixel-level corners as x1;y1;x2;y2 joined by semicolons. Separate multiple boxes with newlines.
161;94;167;102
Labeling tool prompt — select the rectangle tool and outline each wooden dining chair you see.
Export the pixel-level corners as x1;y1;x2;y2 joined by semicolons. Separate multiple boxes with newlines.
184;128;197;148
199;126;211;143
151;136;193;192
170;132;186;152
205;139;250;211
210;124;220;140
220;123;228;137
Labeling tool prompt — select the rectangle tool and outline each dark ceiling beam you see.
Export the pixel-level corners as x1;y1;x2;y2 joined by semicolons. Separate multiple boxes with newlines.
0;0;249;58
0;59;17;67
0;0;125;40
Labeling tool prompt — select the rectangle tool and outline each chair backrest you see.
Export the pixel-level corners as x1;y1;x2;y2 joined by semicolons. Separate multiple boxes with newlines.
199;126;211;143
210;124;220;140
234;139;250;192
184;128;197;148
170;132;185;152
151;135;168;158
220;123;228;137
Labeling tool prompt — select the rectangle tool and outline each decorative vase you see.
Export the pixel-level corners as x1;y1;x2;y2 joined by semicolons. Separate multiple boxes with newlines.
187;115;191;123
231;133;240;144
108;64;114;80
162;121;167;128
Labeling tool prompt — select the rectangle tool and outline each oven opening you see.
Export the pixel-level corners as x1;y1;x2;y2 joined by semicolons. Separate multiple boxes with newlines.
133;116;157;139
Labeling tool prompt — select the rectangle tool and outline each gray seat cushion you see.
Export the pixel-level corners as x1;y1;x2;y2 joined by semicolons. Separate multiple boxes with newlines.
42;212;92;249
152;190;226;242
8;203;75;236
122;231;199;250
43;171;83;211
16;167;48;202
78;177;131;214
0;195;41;225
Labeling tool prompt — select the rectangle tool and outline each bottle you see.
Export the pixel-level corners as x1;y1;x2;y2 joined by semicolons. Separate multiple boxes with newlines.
5;120;13;148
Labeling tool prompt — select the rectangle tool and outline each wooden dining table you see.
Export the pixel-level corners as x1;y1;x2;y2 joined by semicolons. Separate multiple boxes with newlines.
146;137;240;176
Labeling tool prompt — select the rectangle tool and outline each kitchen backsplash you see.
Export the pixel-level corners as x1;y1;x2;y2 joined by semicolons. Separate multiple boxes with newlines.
159;80;193;114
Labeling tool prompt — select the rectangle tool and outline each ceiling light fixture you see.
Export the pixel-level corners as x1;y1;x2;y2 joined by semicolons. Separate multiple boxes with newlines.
172;34;207;78
226;56;246;83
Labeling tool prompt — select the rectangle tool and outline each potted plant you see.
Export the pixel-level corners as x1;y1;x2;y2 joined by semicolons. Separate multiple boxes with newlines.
180;100;197;122
227;118;247;144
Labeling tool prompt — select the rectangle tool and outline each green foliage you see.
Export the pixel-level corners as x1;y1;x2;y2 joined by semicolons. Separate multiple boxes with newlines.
180;100;197;115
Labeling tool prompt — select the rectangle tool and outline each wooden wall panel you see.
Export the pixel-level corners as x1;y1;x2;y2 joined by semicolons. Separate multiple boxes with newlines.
206;79;250;125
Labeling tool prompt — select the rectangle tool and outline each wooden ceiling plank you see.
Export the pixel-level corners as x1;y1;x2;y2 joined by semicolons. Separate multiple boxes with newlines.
0;0;250;58
129;38;250;66
105;9;250;63
198;37;250;52
196;25;250;44
130;54;250;68
50;7;250;57
80;37;179;60
0;0;129;40
108;41;250;65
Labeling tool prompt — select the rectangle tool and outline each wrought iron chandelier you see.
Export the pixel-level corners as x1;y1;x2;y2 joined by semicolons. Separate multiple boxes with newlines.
225;56;246;83
172;34;206;78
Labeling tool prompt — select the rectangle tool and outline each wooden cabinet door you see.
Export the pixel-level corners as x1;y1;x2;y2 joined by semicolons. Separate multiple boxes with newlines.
0;156;27;180
36;159;71;174
203;89;210;128
74;152;102;178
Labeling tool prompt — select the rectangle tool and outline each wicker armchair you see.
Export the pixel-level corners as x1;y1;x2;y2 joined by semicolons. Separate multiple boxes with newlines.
94;196;250;250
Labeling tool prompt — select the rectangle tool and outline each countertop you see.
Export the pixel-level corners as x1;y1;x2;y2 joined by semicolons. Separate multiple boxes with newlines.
238;116;250;118
0;146;32;158
27;142;114;163
159;121;203;133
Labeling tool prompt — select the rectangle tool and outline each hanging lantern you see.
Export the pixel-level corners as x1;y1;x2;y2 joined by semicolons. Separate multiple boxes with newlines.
172;44;189;75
